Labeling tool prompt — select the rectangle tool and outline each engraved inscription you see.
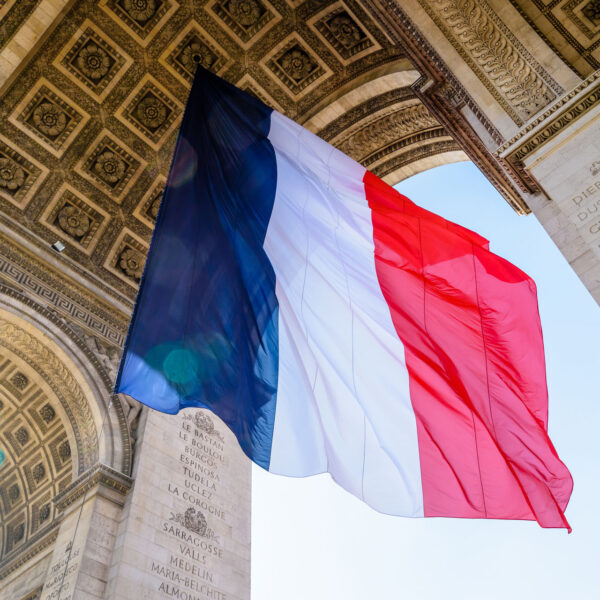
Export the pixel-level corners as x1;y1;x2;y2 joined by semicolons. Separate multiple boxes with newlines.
151;411;239;599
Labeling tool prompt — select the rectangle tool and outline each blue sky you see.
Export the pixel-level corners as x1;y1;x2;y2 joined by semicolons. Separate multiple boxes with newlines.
252;162;600;600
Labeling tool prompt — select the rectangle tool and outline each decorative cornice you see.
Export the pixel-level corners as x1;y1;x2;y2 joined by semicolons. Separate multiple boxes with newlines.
365;0;504;145
0;522;59;581
373;139;461;179
417;0;563;125
337;104;439;163
365;0;532;212
318;87;417;142
0;233;130;342
497;71;600;162
53;463;133;512
364;127;448;166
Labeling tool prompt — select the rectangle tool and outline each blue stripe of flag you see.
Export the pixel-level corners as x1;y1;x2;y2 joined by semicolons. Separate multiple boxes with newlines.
115;67;279;469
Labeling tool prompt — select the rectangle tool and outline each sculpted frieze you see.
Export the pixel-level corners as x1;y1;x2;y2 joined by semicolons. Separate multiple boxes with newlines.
417;0;563;124
336;103;439;163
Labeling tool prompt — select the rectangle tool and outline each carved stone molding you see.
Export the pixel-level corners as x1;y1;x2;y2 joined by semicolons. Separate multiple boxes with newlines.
0;233;130;342
497;71;600;164
366;126;450;167
417;0;563;125
0;522;59;581
53;463;133;512
374;138;462;179
363;1;534;212
336;103;439;162
318;87;417;142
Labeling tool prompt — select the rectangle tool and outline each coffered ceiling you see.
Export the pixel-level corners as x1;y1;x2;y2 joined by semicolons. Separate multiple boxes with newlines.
0;352;72;563
0;0;461;303
508;0;600;77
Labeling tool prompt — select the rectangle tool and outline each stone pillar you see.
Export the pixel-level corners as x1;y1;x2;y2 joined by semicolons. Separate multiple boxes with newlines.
105;407;251;600
498;72;600;303
39;465;132;600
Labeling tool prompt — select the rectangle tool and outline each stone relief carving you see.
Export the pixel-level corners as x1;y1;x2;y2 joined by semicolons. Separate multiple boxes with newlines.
169;507;218;540
46;309;141;436
183;412;224;442
10;372;28;390
212;0;275;44
39;404;56;424
48;309;120;382
418;0;563;124
268;40;325;95
336;104;439;163
583;0;600;23
57;204;90;239
314;7;374;61
0;157;26;195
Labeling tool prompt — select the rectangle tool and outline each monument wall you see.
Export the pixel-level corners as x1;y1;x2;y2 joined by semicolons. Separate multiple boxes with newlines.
105;408;251;600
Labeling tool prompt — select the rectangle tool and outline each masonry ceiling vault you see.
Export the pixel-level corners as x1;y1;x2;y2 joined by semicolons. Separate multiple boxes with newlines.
0;352;73;562
0;0;466;304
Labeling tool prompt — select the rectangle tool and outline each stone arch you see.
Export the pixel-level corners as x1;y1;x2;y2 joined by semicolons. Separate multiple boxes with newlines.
0;292;132;571
0;315;99;475
0;291;132;477
302;66;469;186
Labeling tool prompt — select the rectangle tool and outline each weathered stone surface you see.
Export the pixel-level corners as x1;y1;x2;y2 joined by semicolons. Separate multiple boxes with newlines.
105;408;251;600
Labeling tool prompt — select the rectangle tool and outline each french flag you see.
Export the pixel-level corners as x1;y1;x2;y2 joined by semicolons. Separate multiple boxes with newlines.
116;68;572;530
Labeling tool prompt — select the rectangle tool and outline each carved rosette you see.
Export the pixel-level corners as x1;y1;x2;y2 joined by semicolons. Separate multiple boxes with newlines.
58;205;91;238
31;103;68;138
0;158;25;192
122;0;158;22
180;38;218;72
76;43;111;81
93;151;126;186
118;247;144;280
583;1;600;23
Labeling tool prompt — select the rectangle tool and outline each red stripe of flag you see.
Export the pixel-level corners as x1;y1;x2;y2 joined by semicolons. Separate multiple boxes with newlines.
364;171;572;530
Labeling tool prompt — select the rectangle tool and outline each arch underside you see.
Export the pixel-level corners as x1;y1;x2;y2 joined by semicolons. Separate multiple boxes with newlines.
0;348;74;564
0;303;130;570
311;78;466;187
0;0;470;305
0;0;474;583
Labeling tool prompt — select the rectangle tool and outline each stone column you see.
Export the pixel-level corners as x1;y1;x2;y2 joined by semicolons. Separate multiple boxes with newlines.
39;465;133;600
105;407;251;600
498;72;600;303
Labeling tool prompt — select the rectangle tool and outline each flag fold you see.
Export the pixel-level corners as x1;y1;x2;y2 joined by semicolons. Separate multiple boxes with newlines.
116;67;572;530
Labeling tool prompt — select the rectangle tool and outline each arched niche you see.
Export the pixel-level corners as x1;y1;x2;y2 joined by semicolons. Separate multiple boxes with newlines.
0;294;131;566
0;295;131;474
